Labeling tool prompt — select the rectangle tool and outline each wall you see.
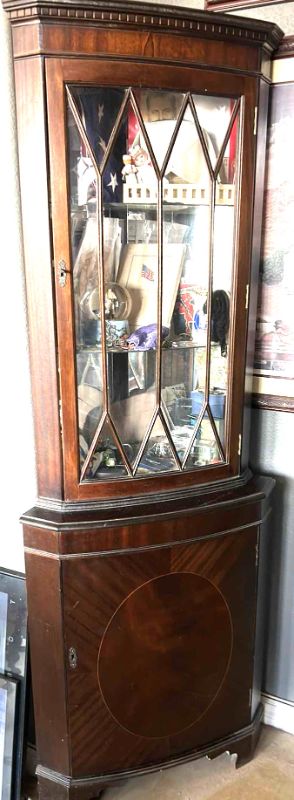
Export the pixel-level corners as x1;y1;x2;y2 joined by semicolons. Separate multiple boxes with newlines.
229;2;294;34
250;410;294;703
0;0;293;707
0;4;36;573
227;3;294;708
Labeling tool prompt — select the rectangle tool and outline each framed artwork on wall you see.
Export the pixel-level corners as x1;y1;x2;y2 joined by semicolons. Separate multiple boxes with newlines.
205;1;283;12
0;570;28;800
253;61;294;411
0;677;18;800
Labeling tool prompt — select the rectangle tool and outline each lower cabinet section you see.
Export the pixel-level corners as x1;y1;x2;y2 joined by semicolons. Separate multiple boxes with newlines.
23;475;273;798
62;528;258;777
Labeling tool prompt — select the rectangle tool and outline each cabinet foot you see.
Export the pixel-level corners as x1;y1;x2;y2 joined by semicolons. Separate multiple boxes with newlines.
234;711;263;768
195;703;263;768
37;772;110;800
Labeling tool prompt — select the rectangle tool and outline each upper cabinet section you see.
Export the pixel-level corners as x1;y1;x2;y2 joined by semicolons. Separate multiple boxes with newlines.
4;0;282;79
5;0;283;502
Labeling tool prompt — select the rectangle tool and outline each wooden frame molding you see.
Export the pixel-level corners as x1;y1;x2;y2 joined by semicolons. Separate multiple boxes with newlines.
275;34;294;59
3;0;283;52
253;394;294;412
205;0;290;14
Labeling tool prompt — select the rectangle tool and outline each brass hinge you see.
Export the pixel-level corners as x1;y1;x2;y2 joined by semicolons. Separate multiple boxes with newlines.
238;434;242;456
249;688;252;708
256;543;259;567
245;284;249;310
253;106;258;136
59;400;63;436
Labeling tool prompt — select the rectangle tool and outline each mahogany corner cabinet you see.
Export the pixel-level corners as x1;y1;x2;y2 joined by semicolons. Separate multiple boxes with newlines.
4;1;283;797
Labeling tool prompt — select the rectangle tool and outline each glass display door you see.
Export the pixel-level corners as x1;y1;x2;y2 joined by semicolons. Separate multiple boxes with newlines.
67;85;241;482
46;57;256;498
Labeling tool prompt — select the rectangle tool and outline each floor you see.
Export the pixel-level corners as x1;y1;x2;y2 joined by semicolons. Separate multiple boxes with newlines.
24;726;294;799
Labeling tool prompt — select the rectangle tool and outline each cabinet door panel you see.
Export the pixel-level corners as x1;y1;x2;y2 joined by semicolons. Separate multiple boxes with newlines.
62;526;258;776
46;57;257;500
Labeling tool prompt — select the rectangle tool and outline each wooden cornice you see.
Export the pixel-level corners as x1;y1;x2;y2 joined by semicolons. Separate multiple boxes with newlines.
3;0;283;53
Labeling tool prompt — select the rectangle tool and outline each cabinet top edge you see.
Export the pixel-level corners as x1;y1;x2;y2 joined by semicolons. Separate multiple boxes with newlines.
21;472;275;530
3;0;284;52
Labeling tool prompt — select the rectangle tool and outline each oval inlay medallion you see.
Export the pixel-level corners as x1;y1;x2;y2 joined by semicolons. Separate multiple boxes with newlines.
98;572;232;738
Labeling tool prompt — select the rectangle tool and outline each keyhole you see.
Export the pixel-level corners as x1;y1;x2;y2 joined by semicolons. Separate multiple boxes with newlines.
68;647;77;669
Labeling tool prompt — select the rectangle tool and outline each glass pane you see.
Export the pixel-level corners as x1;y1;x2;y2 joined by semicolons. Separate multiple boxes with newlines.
136;417;179;475
102;103;159;465
192;95;236;178
83;419;128;480
77;350;103;466
209;111;240;451
68;87;240;481
67;105;105;475
133;88;184;169
69;86;126;168
161;104;211;461
184;414;223;470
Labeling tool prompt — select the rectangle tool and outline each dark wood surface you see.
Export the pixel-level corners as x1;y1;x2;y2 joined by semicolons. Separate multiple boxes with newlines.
7;1;283;504
25;554;69;775
63;530;256;775
14;58;63;501
46;56;256;502
35;703;263;798
241;78;270;472
22;471;274;540
5;2;281;796
22;475;272;792
25;512;261;780
3;0;283;52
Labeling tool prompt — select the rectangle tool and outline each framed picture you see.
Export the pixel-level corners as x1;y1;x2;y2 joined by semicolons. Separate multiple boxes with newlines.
253;64;294;411
205;0;282;12
0;570;28;800
0;677;18;800
117;243;186;329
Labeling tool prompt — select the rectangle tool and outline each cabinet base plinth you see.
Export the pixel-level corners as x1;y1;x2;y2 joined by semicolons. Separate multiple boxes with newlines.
36;705;263;799
36;773;113;800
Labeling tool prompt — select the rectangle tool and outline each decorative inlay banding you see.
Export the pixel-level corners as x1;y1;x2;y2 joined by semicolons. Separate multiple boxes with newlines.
98;571;233;738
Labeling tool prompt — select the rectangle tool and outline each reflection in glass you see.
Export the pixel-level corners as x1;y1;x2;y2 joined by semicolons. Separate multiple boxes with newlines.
69;86;126;167
67;105;103;473
185;414;223;470
208;111;240;449
134;88;184;168
192;95;236;179
161;104;211;461
136;417;179;475
103;103;159;464
84;419;128;480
